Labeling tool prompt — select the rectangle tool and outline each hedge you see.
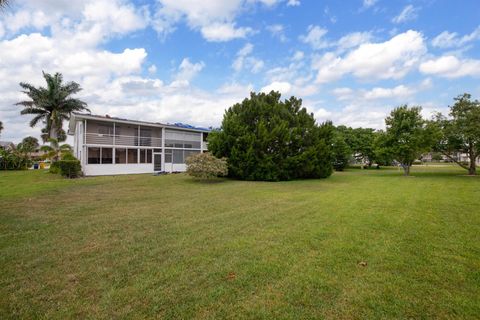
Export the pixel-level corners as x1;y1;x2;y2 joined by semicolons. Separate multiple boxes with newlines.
56;160;82;178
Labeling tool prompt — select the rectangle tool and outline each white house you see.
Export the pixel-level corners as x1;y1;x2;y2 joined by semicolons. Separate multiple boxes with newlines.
68;113;210;176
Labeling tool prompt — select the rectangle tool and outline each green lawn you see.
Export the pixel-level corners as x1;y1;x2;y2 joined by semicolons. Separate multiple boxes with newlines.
1;166;479;319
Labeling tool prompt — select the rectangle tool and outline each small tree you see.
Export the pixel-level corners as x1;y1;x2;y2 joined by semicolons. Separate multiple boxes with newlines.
382;106;435;176
186;152;228;179
433;94;480;175
17;136;39;154
332;129;351;171
40;138;72;162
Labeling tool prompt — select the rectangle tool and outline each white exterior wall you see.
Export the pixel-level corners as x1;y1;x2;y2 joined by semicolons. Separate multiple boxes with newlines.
84;163;154;176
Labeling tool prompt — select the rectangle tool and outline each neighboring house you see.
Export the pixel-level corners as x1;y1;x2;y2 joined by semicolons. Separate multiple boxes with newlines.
0;141;14;150
68;113;210;176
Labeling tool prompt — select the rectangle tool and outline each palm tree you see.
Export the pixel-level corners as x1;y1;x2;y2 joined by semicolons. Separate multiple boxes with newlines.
17;72;89;144
0;121;3;137
0;0;9;9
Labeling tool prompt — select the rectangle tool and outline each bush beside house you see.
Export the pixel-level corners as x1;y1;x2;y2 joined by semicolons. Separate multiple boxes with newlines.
186;152;228;179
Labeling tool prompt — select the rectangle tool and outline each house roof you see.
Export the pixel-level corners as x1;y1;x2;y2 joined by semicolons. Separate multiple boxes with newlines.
68;112;212;134
0;141;14;148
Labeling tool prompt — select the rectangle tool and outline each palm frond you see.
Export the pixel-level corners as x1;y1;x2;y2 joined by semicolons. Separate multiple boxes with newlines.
30;114;47;127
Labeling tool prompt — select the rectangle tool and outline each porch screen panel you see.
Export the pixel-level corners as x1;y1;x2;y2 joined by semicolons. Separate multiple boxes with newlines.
165;130;201;149
184;150;200;161
87;147;100;164
173;149;184;164
127;149;138;163
102;148;113;164
115;148;126;164
165;149;172;163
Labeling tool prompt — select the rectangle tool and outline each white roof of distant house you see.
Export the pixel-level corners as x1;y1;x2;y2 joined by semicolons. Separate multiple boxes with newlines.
68;112;212;135
0;141;14;148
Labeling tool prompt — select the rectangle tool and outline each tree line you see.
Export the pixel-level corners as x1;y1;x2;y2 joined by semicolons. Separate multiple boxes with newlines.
209;91;480;180
331;94;480;176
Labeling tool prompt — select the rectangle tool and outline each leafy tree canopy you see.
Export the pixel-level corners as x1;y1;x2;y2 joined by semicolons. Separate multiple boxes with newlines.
433;93;480;175
208;91;333;181
17;136;39;153
381;105;436;175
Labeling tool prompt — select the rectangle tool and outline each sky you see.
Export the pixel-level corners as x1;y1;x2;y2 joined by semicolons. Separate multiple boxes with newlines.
0;0;480;143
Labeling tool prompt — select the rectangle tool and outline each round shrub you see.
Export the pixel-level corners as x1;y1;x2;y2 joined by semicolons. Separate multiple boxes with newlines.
185;152;228;179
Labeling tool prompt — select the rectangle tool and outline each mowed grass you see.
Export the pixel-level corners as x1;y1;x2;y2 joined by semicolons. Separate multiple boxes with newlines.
1;166;479;319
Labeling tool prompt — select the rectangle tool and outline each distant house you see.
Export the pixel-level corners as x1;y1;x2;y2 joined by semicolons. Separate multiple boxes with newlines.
0;141;14;150
68;113;210;176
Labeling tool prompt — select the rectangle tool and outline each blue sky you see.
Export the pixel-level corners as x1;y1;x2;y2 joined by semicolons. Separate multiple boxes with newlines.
0;0;480;142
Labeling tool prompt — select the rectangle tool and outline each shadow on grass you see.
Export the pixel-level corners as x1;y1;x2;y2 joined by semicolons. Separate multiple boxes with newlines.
185;177;229;184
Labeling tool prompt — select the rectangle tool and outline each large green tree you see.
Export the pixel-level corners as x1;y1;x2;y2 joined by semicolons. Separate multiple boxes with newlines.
208;91;333;181
433;94;480;175
337;126;377;166
382;106;435;176
17;72;89;144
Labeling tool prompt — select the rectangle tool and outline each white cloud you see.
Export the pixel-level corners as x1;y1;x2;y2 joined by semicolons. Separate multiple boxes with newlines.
299;25;329;49
291;50;304;61
287;0;300;6
419;55;480;78
148;64;157;74
313;30;426;83
300;27;372;52
175;58;205;82
333;84;418;102
431;26;480;48
362;85;415;100
336;31;373;51
392;5;419;24
363;0;378;8
152;0;263;41
232;43;264;74
267;24;287;42
261;81;292;94
200;22;253;41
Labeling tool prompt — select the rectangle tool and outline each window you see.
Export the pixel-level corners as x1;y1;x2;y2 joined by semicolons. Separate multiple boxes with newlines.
102;148;113;164
128;149;138;164
115;148;126;164
88;147;100;164
139;149;153;163
173;149;183;164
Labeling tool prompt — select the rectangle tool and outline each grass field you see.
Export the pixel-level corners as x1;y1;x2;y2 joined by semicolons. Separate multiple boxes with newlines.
1;166;479;319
